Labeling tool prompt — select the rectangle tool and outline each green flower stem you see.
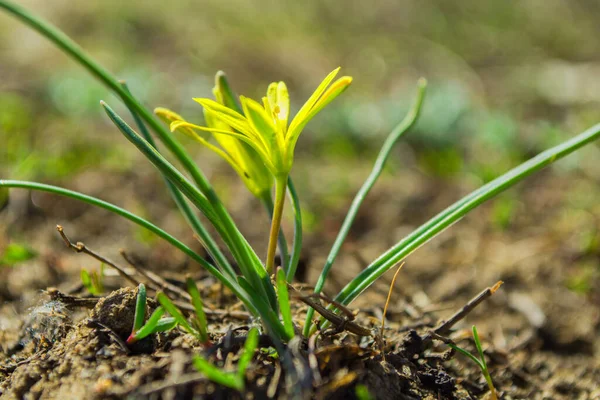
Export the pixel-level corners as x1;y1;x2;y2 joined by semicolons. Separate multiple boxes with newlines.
261;191;290;272
319;122;600;330
285;177;303;281
266;175;288;274
303;79;426;335
120;82;234;278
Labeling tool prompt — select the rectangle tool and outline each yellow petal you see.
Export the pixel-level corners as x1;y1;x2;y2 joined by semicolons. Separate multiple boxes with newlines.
287;67;340;138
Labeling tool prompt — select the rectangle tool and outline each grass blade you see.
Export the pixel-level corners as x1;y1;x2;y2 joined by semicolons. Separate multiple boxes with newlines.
304;79;426;334
276;268;295;338
186;276;209;343
237;327;259;380
133;283;147;332
0;180;262;319
331;122;600;313
120;82;234;278
286;177;303;281
193;356;244;391
128;306;167;343
156;292;197;338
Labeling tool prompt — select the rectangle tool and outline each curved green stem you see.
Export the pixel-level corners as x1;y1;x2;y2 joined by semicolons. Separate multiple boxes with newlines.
266;175;288;274
303;79;426;335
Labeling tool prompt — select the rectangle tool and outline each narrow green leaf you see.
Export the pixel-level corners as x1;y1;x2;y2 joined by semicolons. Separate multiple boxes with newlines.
446;342;485;371
186;276;209;343
472;326;488;371
120;82;234;278
151;317;177;333
276;268;295;339
305;79;426;335
129;306;166;343
156;291;197;338
328;121;600;321
133;283;147;332
237;327;259;380
193;356;244;391
286;176;303;281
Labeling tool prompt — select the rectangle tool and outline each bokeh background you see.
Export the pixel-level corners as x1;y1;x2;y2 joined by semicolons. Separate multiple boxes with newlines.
1;0;599;349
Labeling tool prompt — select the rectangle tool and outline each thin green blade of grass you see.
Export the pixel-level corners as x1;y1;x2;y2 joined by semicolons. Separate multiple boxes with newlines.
472;326;488;371
237;277;291;341
0;179;261;318
192;356;244;391
80;269;94;294
330;122;600;315
276;268;295;338
129;306;169;343
304;79;427;335
101;102;277;310
186;276;209;343
237;327;259;380
120;82;234;278
286;177;303;281
156;291;198;338
133;283;147;332
0;180;215;275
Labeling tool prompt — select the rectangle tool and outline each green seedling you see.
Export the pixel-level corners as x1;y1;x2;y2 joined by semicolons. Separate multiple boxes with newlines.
186;276;210;344
445;326;497;400
157;289;210;345
0;243;37;266
127;284;177;345
80;263;104;295
1;0;600;353
192;327;259;392
355;384;374;400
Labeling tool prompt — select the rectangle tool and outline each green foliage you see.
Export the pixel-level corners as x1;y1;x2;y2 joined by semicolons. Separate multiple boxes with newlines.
445;326;497;400
127;284;178;345
0;243;37;266
80;264;104;295
355;384;374;400
192;327;259;392
186;277;209;344
1;0;600;354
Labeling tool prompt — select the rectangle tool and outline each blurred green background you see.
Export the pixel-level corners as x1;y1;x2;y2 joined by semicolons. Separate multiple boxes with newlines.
1;1;599;294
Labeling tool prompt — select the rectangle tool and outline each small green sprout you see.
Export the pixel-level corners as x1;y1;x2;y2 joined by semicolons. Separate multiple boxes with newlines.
0;242;37;266
445;326;498;400
186;276;210;344
127;284;177;345
192;327;259;392
80;263;104;295
157;289;210;345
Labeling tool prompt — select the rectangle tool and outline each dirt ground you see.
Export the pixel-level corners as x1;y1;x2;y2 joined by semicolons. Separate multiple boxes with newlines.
1;163;599;399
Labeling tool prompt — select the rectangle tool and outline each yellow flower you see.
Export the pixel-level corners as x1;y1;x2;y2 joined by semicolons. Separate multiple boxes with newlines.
172;67;352;178
155;72;273;198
